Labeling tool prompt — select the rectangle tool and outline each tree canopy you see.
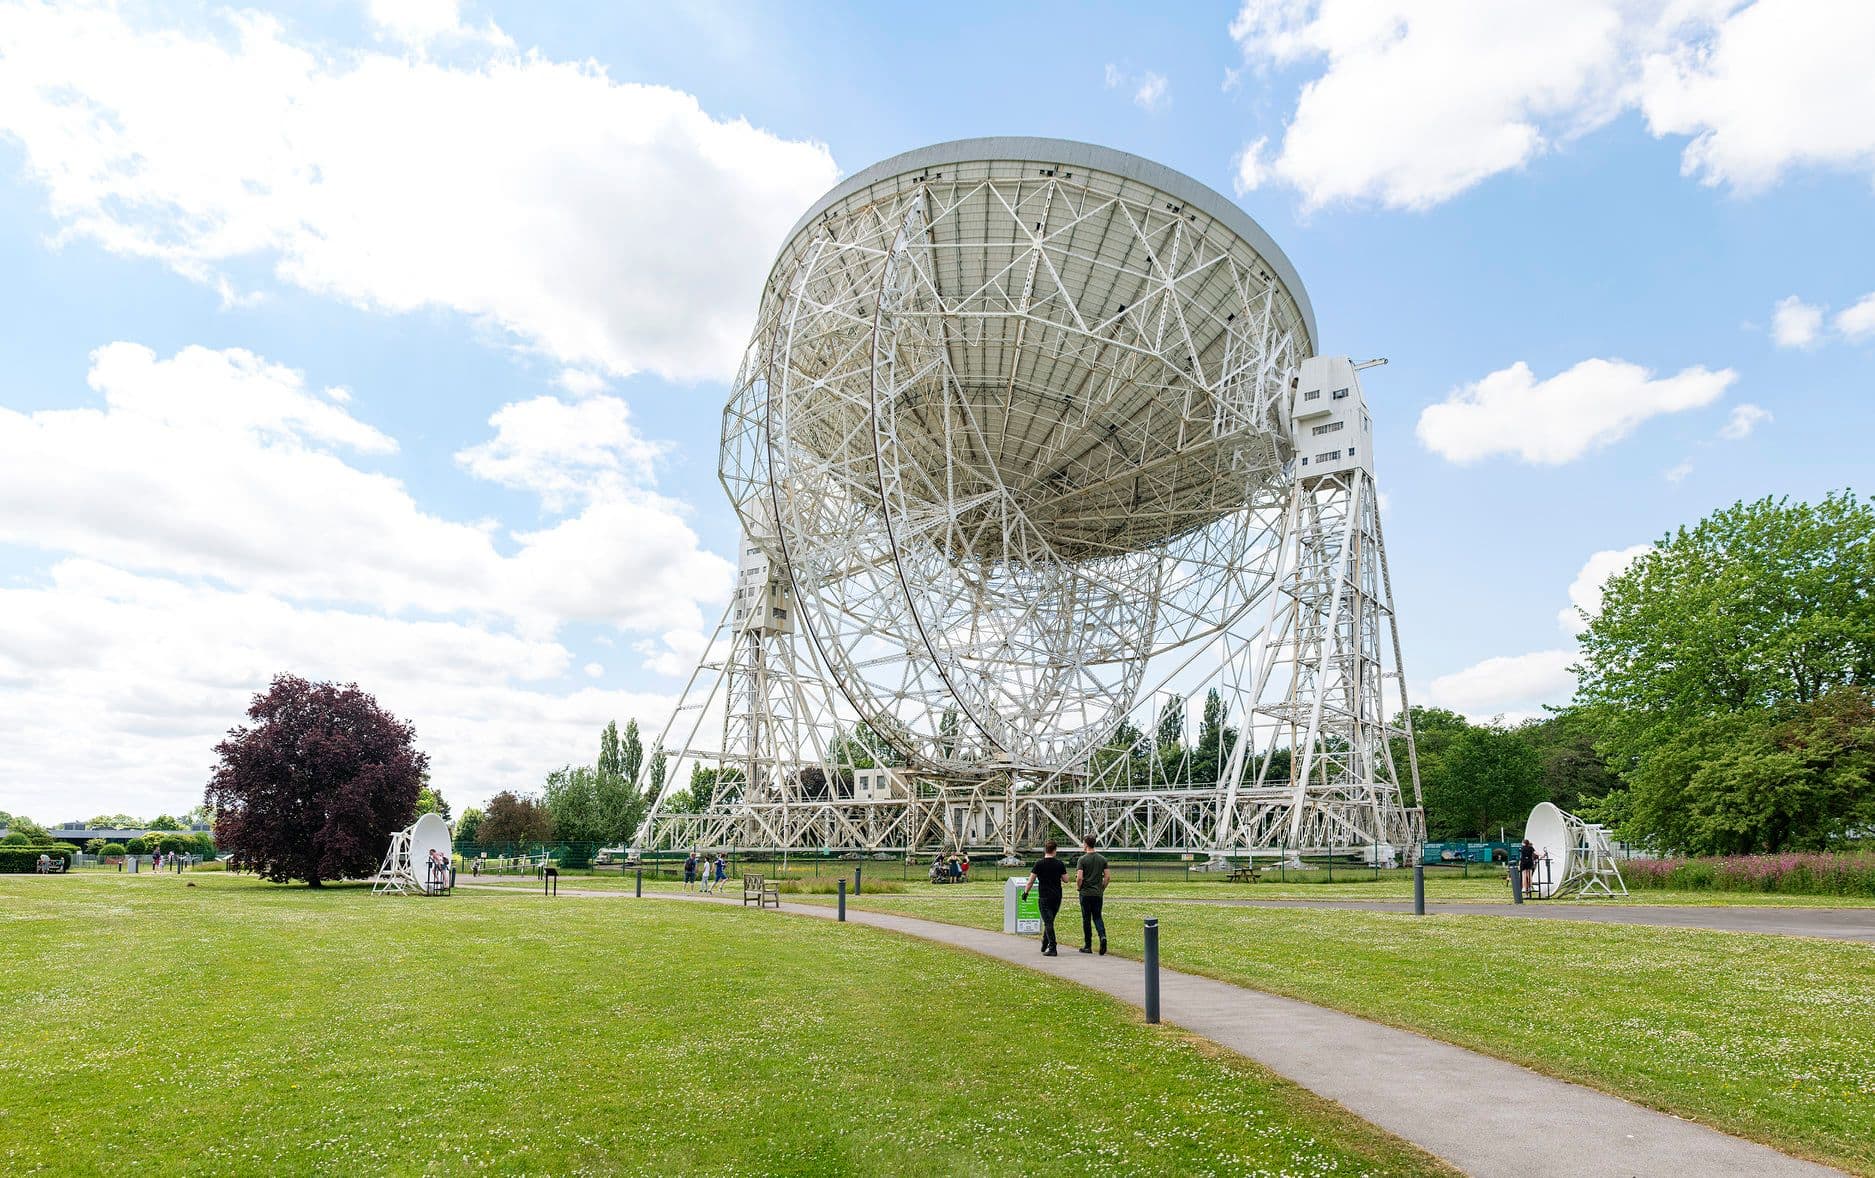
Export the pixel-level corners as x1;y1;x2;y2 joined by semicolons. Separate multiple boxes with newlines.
204;674;426;885
1576;492;1875;852
478;791;552;848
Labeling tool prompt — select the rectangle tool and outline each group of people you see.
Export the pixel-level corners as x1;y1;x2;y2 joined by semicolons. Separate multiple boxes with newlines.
684;851;728;893
928;853;971;884
1023;836;1110;956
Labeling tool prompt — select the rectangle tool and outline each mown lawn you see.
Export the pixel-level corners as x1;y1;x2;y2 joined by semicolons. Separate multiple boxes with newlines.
805;891;1875;1174
0;874;1445;1177
467;868;1875;907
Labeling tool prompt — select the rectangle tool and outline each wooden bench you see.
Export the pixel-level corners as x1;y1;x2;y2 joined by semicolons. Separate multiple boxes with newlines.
742;873;779;909
1226;865;1261;883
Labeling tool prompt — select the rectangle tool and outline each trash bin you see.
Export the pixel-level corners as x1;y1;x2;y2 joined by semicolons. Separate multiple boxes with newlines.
1004;877;1041;935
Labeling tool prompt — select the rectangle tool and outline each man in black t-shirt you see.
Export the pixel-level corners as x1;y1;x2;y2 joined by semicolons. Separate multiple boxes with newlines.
1076;835;1110;955
1024;840;1068;955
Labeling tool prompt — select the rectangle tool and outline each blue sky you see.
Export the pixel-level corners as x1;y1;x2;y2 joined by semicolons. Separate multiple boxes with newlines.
1;0;1871;820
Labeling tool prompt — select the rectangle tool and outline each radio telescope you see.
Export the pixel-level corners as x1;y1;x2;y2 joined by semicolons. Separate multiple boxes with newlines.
638;137;1423;861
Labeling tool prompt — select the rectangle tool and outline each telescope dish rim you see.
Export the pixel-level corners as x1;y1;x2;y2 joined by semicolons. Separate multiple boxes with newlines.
776;135;1318;354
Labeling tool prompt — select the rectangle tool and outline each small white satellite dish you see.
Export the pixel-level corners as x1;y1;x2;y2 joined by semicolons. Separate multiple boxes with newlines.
1522;801;1626;899
410;812;452;889
1523;802;1571;898
371;811;454;896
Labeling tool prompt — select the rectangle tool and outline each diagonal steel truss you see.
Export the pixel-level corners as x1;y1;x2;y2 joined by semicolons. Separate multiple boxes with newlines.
635;143;1421;860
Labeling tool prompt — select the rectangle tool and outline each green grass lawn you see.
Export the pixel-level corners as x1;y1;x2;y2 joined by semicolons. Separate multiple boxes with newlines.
802;891;1875;1173
1;875;1445;1176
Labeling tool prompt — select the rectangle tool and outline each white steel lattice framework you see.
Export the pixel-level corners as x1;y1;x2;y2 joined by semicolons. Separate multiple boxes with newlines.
636;138;1423;861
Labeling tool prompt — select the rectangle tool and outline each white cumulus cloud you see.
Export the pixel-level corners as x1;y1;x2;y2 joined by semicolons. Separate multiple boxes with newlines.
0;560;674;819
0;343;732;637
1771;295;1824;348
1558;544;1651;635
1835;293;1875;343
455;395;666;513
0;1;839;382
1229;0;1875;209
1416;358;1736;465
1718;403;1771;440
1422;650;1576;723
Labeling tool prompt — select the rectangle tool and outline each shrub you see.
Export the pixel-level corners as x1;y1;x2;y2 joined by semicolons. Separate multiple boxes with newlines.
125;837;149;855
0;832;29;846
559;844;592;870
774;876;908;895
1625;853;1875;897
100;843;127;857
0;848;71;873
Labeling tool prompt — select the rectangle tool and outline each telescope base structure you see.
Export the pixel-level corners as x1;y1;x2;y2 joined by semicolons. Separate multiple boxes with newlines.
644;779;1422;859
637;360;1424;862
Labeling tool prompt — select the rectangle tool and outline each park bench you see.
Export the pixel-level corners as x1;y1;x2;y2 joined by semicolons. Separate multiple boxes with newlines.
1226;865;1261;883
742;873;779;909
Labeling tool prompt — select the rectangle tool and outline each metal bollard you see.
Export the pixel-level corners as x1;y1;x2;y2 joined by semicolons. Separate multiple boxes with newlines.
635;867;643;898
1413;863;1425;915
1143;918;1161;1025
1509;863;1523;904
838;879;847;921
854;865;862;895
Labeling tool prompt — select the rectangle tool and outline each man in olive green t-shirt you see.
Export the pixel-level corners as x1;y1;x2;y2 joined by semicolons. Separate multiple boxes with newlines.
1075;835;1110;955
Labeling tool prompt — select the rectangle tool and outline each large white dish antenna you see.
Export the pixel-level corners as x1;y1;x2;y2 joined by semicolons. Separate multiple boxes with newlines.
409;812;452;891
1523;802;1571;899
724;137;1314;774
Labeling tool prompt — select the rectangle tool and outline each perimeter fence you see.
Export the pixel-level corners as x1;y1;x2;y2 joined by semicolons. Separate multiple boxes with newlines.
451;842;1506;888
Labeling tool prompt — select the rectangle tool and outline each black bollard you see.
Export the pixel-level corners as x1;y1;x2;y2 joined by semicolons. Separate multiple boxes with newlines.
635;867;643;898
838;879;847;921
1143;918;1161;1025
854;865;862;895
1413;863;1425;916
1509;862;1523;904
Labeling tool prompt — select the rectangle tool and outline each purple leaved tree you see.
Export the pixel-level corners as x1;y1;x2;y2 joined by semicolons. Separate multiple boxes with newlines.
206;674;427;886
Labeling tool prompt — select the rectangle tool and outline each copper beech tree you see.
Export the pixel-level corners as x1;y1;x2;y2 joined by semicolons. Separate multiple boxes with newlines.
206;674;427;885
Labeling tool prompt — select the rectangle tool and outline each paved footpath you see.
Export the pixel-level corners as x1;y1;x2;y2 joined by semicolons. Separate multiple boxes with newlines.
1159;898;1875;943
469;882;1840;1176
866;892;1875;943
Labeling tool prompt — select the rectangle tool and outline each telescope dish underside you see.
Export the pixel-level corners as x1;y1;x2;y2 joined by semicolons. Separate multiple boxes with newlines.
725;140;1313;774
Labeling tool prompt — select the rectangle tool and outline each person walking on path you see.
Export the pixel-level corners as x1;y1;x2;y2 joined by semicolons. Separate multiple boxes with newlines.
1076;835;1110;955
714;854;727;892
1023;840;1068;956
1518;838;1538;899
684;851;698;892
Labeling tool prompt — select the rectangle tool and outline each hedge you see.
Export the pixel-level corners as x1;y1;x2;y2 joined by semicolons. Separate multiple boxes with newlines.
0;848;71;872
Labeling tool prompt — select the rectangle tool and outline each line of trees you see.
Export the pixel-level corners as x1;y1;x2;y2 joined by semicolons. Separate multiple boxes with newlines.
468;719;667;854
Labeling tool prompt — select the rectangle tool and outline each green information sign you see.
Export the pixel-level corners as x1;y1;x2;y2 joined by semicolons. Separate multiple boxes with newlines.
1016;885;1041;934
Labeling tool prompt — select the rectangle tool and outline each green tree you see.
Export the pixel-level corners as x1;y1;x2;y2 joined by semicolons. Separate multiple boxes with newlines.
455;807;483;845
1422;723;1544;840
621;720;644;786
594;720;646;845
415;784;452;820
146;814;182;831
1515;709;1620;815
598;721;623;782
541;765;605;844
4;816;49;842
478;791;551;848
1612;687;1874;854
1578;492;1875;849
